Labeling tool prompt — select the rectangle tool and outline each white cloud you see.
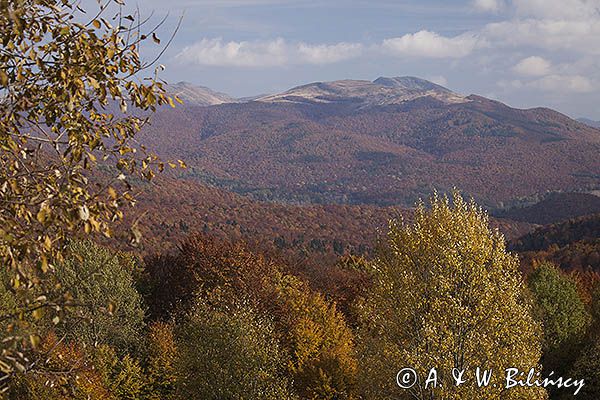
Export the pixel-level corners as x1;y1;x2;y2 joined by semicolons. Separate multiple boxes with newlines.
512;0;600;19
381;30;480;58
175;38;362;67
478;0;600;56
472;0;504;13
497;79;525;89
513;56;552;76
529;74;595;93
297;42;364;64
176;38;288;67
484;18;600;54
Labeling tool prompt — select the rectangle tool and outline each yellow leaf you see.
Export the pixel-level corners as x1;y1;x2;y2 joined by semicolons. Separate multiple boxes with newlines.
30;335;41;348
89;77;100;89
32;308;43;320
37;207;49;224
40;255;48;273
89;217;101;231
0;70;8;86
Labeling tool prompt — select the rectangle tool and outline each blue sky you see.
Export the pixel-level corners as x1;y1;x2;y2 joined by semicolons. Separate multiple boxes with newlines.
95;0;600;119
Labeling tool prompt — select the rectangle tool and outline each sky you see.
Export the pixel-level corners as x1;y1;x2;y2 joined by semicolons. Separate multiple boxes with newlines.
91;0;600;119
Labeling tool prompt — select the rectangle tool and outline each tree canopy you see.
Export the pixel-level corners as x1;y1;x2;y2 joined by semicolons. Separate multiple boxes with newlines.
357;192;546;400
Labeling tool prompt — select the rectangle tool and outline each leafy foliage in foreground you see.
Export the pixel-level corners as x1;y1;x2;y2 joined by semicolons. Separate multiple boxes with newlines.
528;262;591;377
176;299;297;400
54;241;146;351
143;237;359;399
2;195;600;398
0;0;179;378
357;192;545;400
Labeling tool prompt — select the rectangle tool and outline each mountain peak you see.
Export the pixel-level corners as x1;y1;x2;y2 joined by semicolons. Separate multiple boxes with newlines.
577;117;600;129
256;76;466;107
167;82;235;106
373;76;451;92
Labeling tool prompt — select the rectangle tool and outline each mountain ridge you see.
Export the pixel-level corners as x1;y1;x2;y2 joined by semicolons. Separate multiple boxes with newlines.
142;76;600;208
578;117;600;129
167;81;236;106
167;76;466;107
255;76;467;107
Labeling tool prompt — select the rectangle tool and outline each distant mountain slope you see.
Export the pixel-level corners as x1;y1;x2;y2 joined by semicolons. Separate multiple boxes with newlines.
142;77;600;208
578;117;600;129
127;177;533;260
510;213;600;253
256;76;466;106
494;192;600;225
167;81;235;106
509;213;600;272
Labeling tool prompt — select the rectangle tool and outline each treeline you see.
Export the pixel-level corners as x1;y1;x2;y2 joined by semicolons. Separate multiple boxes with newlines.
3;194;600;399
511;213;600;273
129;176;398;259
494;192;600;225
126;176;532;264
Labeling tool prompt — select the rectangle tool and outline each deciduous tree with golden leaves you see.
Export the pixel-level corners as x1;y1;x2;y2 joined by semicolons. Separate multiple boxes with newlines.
0;0;180;383
357;192;546;400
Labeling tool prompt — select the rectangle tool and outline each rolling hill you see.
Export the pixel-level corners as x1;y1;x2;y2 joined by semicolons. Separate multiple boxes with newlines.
126;177;533;262
140;77;600;208
493;192;600;225
509;213;600;273
578;118;600;129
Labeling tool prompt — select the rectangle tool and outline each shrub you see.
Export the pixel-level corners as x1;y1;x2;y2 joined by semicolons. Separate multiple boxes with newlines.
528;262;591;374
145;322;177;400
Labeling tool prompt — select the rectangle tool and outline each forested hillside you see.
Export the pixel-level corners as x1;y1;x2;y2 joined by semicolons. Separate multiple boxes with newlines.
494;192;600;225
126;176;534;260
510;213;600;273
139;86;600;207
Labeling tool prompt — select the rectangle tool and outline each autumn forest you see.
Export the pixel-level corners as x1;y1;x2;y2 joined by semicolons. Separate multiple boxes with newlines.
1;1;600;400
